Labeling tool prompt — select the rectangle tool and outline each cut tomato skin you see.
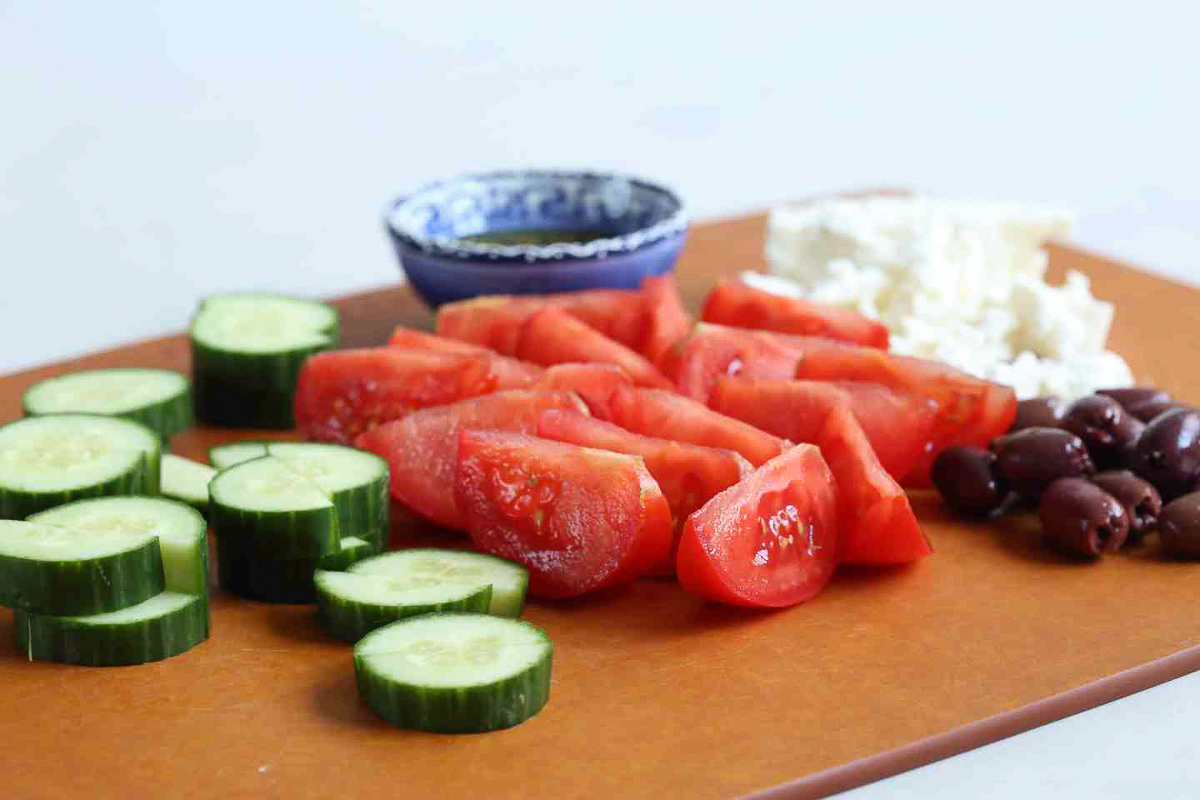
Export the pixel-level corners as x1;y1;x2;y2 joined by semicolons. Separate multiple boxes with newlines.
708;376;939;484
530;363;633;418
354;390;588;531
455;429;672;598
676;443;839;608
294;348;540;444
701;279;890;349
605;384;790;467
536;409;751;575
515;307;673;389
816;407;931;565
658;322;811;402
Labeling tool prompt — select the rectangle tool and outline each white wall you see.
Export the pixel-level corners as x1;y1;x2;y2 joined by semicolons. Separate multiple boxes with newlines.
2;1;1198;373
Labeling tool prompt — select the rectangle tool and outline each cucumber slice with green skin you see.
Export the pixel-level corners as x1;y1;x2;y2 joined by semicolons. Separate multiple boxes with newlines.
317;535;376;571
22;368;193;440
0;414;161;520
315;569;492;643
15;591;208;666
29;496;209;596
191;293;339;429
208;442;269;471
354;612;552;733
217;535;373;603
0;519;165;615
209;456;339;558
349;549;529;618
160;454;217;516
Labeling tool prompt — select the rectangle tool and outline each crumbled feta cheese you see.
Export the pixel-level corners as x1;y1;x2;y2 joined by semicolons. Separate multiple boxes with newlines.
758;195;1132;400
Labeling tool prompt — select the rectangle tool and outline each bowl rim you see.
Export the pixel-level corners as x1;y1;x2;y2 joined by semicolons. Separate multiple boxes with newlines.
383;168;689;264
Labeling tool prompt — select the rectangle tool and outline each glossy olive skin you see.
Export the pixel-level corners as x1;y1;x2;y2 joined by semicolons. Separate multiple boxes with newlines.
931;446;1009;516
1128;407;1200;500
1097;387;1172;422
1038;477;1129;557
1060;395;1144;469
991;427;1095;498
1158;492;1200;559
1009;397;1066;433
1091;470;1162;542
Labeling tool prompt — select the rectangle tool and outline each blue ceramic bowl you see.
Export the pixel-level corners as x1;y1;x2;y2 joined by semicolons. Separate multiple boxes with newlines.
384;169;689;307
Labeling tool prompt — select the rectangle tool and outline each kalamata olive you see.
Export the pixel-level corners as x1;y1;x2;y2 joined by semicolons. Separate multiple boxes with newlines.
1060;395;1144;469
1158;492;1200;559
1091;470;1162;542
1128;407;1200;500
1038;477;1129;557
1009;396;1066;432
1097;387;1171;422
1133;399;1185;424
991;427;1095;498
931;446;1010;516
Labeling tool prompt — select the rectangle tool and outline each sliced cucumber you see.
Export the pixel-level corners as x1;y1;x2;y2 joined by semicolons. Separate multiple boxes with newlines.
30;496;208;596
208;456;339;558
0;414;161;520
22;368;192;440
316;569;492;643
349;549;529;618
354;613;552;733
208;441;269;471
15;591;208;666
318;535;376;571
191;293;339;429
160;454;216;516
0;519;164;615
266;442;389;551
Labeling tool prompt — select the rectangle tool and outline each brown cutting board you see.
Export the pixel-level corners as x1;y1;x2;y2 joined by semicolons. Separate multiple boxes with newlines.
2;215;1198;800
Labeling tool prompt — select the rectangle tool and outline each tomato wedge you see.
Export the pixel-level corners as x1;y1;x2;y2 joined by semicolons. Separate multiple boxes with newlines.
354;390;588;530
657;322;808;401
515;307;673;389
816;407;930;564
530;363;633;417
455;429;672;598
701;278;889;349
676;443;838;608
386;327;494;356
638;274;694;364
293;347;541;444
536;409;751;574
434;295;537;355
708;376;939;483
605;384;790;467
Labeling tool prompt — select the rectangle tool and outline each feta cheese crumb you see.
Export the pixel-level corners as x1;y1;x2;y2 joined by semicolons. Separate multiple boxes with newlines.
758;195;1133;400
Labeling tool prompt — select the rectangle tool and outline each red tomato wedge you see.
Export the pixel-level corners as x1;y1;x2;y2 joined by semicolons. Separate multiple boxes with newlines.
386;327;493;356
816;407;931;564
676;443;839;608
294;348;541;444
701;278;890;349
638;274;694;364
657;322;809;401
515;307;673;389
354;390;588;530
434;295;537;355
455;429;672;598
708;376;939;484
605;384;790;467
530;363;633;417
536;409;752;574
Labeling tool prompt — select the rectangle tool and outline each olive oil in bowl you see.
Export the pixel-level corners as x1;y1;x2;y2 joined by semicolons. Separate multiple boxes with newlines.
459;229;622;246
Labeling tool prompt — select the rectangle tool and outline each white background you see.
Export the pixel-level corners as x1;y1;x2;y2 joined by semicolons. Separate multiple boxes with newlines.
2;1;1199;795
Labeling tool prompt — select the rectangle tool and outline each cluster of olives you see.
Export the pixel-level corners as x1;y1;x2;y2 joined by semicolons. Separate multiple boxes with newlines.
931;387;1200;559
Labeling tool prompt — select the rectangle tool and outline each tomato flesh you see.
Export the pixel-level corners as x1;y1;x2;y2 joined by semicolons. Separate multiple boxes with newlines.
638;275;694;365
386;327;492;356
676;443;839;608
701;279;890;349
606;384;790;467
708;376;939;484
516;307;673;389
530;363;633;417
294;347;540;444
353;389;588;530
658;322;810;401
816;407;931;564
455;429;672;597
536;409;751;574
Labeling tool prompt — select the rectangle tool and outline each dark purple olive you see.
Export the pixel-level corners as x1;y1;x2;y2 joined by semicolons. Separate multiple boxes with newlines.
991;427;1095;498
1097;387;1171;422
1091;470;1162;542
1133;399;1186;424
1128;407;1200;500
1158;492;1200;559
1038;477;1129;557
1009;396;1066;433
931;446;1009;516
1060;395;1144;469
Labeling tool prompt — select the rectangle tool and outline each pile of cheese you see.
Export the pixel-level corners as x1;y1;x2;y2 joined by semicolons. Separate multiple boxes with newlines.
754;194;1133;400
